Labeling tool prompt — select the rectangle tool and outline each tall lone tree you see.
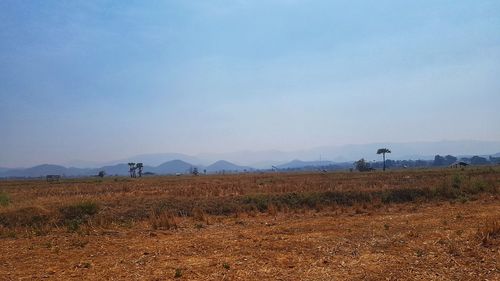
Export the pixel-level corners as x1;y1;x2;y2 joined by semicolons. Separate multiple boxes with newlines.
377;148;391;171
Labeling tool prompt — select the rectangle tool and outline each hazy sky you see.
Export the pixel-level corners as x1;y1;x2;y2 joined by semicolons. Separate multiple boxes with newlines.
1;0;500;167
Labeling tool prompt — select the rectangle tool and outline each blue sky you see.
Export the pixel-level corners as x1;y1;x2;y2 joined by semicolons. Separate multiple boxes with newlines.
1;0;500;167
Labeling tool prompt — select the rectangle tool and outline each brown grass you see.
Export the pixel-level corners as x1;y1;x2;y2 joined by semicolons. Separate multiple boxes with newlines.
0;167;499;280
0;167;498;234
149;211;178;230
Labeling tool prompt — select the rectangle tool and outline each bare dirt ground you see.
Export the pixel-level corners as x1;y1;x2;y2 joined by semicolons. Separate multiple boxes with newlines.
1;197;498;281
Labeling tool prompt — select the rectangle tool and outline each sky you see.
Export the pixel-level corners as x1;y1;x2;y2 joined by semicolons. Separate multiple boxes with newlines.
1;0;500;167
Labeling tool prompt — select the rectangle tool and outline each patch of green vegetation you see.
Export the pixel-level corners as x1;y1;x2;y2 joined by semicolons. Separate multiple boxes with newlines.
0;191;11;207
60;201;99;221
415;249;425;257
59;201;99;232
0;229;17;239
0;207;50;228
66;219;82;232
380;188;426;204
241;191;372;212
452;174;462;189
174;268;182;278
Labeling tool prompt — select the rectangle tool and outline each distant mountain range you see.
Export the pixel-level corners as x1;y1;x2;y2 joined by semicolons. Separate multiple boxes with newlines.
1;140;499;178
0;159;255;178
47;140;500;169
277;160;335;169
275;160;355;170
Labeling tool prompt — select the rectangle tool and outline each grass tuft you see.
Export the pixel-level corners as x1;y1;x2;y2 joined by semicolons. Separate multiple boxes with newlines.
150;211;178;230
476;218;500;247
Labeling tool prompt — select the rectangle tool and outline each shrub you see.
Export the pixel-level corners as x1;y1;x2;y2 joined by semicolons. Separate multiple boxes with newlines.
464;179;485;194
451;174;462;189
465;179;496;194
242;194;269;212
60;201;99;221
174;268;182;278
66;219;82;232
0;227;17;238
381;188;426;203
0;206;51;228
59;201;99;231
432;184;460;199
0;192;10;207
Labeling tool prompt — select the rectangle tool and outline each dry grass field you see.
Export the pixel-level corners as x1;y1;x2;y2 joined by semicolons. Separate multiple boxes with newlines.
0;168;499;280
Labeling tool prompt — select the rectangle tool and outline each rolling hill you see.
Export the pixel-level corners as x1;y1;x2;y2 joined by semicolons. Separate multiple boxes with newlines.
205;160;253;173
0;164;92;178
151;160;194;175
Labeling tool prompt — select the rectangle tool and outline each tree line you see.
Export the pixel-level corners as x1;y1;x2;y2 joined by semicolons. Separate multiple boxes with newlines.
354;148;500;172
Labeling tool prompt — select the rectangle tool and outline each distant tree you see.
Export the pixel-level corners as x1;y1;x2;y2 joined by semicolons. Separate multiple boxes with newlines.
470;156;489;165
128;162;136;178
433;155;445;166
192;167;199;176
415;160;429;167
136;163;144;177
376;148;391;171
489;156;500;164
98;171;105;178
385;159;395;168
354;158;371;172
444;155;457;165
459;157;470;163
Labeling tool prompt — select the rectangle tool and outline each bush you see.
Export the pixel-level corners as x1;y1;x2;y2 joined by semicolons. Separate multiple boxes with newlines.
60;201;99;221
464;179;496;194
240;191;372;213
66;219;82;232
59;201;99;231
0;206;51;228
174;268;182;278
0;192;10;207
451;174;462;189
381;188;426;203
433;184;460;199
